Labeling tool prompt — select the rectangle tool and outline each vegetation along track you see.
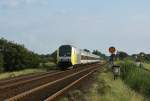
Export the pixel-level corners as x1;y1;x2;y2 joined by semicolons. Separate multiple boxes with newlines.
0;64;105;101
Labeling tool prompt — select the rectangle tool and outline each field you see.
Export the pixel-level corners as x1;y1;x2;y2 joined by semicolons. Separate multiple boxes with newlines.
143;63;150;71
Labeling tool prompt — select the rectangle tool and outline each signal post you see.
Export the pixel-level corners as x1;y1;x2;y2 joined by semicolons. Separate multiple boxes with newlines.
109;46;116;66
108;46;120;80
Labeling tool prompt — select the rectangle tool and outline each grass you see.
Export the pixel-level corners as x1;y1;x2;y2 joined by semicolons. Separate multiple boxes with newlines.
118;61;150;97
0;68;46;80
39;62;57;70
0;62;57;80
60;66;147;101
85;69;145;101
143;63;150;71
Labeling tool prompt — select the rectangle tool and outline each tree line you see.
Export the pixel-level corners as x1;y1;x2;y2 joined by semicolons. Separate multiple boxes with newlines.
0;38;53;72
92;50;108;60
110;51;150;62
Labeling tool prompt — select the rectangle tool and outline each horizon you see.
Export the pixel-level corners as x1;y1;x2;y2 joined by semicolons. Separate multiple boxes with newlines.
0;0;150;55
0;37;148;56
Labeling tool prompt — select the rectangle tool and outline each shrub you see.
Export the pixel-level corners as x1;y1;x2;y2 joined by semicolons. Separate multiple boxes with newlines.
0;38;41;71
118;61;150;97
0;52;4;71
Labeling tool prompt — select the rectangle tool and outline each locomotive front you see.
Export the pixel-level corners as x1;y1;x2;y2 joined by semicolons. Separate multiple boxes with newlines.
57;45;72;67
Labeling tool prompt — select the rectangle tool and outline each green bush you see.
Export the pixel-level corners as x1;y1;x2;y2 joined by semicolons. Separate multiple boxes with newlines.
0;52;4;71
118;61;150;97
0;38;41;71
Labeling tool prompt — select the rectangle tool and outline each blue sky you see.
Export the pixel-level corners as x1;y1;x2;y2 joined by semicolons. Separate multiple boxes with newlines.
0;0;150;55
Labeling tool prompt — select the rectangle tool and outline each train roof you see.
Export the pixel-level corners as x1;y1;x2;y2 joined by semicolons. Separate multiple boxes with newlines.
59;45;100;58
59;45;78;49
80;49;100;58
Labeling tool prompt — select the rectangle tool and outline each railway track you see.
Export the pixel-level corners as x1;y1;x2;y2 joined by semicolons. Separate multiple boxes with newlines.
0;70;60;87
0;63;104;101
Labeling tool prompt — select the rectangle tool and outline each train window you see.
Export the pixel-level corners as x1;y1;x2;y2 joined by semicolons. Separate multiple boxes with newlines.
81;55;99;60
59;45;71;56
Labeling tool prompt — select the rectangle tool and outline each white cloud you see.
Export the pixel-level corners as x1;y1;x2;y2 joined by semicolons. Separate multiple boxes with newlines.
0;0;48;8
0;0;20;8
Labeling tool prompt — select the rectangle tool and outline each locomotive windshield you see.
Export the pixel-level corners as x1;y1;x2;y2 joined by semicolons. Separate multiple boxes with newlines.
59;45;71;56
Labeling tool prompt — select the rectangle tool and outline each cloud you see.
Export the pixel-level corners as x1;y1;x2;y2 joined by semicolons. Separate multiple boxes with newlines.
0;0;48;8
0;0;20;8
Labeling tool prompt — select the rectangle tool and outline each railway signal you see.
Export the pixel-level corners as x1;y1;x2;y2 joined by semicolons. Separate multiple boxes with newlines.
108;47;120;80
109;46;116;54
108;46;116;65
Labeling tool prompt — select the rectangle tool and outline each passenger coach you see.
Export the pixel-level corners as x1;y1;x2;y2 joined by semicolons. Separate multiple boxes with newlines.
57;45;100;69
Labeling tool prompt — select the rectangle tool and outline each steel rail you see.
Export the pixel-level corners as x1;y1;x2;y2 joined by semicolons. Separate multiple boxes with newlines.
6;64;100;101
0;71;65;89
45;67;99;101
0;71;60;87
0;63;99;100
0;64;95;89
0;63;94;88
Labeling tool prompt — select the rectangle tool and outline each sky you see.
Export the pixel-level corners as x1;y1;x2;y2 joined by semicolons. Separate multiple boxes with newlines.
0;0;150;55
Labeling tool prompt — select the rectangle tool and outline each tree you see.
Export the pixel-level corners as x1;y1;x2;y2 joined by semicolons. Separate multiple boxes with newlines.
92;50;108;60
84;49;90;52
0;38;41;71
145;54;150;62
50;51;57;64
92;50;101;55
138;52;145;62
116;51;128;60
0;52;4;71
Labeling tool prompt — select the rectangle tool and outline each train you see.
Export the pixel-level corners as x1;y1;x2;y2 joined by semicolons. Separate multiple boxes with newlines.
57;45;100;69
